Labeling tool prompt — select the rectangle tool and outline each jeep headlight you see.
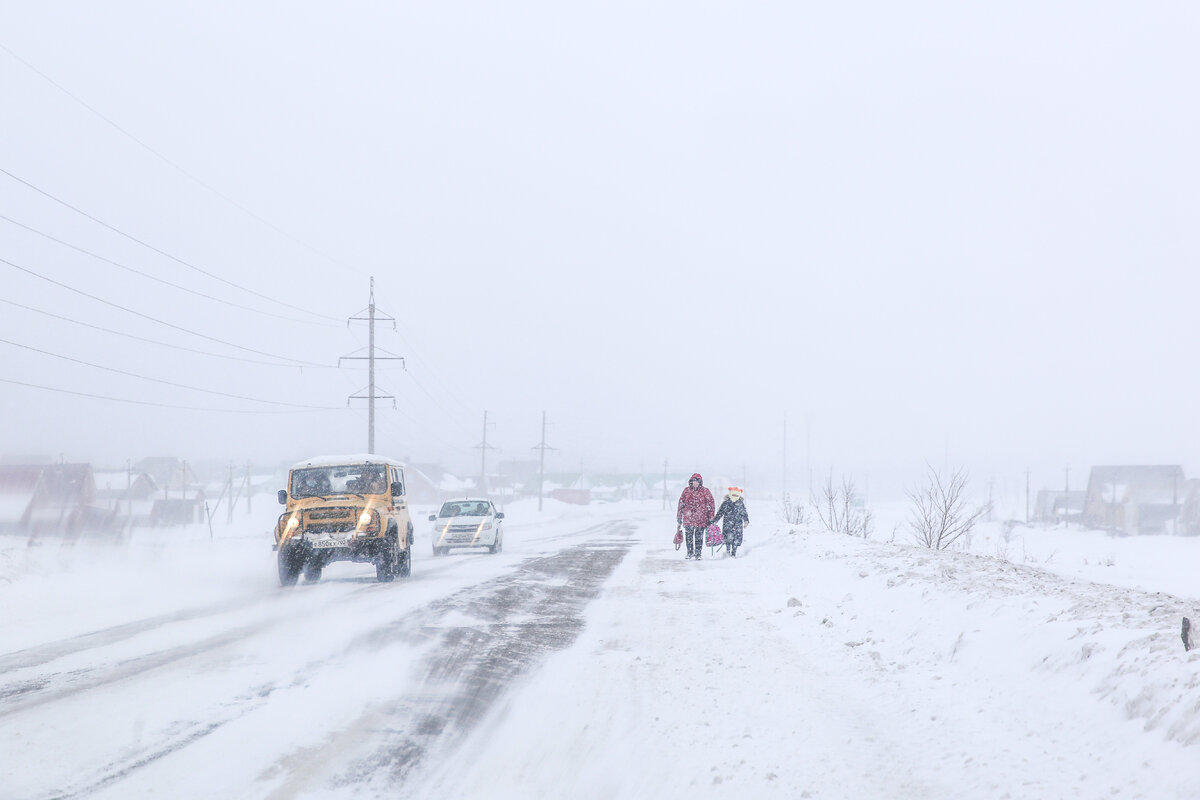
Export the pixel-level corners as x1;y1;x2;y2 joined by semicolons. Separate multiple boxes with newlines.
356;509;381;534
278;514;300;542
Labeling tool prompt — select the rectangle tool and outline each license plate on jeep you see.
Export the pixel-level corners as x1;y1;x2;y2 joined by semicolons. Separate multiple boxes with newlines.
311;534;349;548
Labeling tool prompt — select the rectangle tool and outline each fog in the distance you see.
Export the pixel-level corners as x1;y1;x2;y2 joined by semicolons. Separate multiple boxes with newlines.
2;3;1197;502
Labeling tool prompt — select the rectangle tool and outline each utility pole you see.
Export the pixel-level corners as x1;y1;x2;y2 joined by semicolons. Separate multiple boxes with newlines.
1024;468;1031;524
662;458;668;511
1063;465;1070;527
805;417;812;497
782;416;788;500
476;410;497;497
533;411;555;512
227;464;234;524
341;277;404;453
245;462;253;514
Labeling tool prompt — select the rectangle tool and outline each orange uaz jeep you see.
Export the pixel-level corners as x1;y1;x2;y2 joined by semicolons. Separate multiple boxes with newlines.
274;455;413;585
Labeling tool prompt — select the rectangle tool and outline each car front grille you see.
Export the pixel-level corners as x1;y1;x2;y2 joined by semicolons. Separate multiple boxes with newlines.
303;507;358;533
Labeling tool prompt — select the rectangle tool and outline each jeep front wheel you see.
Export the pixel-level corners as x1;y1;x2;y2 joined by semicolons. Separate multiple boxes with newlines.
278;545;303;587
376;533;399;582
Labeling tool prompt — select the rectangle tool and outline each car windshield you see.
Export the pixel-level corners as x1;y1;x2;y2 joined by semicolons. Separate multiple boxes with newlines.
291;466;386;498
438;501;491;517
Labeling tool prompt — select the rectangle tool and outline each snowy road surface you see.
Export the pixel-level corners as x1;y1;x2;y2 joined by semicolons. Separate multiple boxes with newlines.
3;500;1199;799
1;509;635;799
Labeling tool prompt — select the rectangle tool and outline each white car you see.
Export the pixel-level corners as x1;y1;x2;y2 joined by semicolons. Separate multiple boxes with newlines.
429;498;504;555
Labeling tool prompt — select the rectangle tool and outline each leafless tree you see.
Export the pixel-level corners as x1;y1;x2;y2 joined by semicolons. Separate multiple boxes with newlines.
779;493;807;525
907;464;991;550
812;472;873;538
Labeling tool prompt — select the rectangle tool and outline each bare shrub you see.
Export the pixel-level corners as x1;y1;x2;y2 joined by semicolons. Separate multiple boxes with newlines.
779;493;807;525
812;473;873;538
907;465;990;550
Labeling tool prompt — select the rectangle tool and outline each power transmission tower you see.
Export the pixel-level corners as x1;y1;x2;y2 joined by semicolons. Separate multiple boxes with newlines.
476;410;498;497
532;411;555;511
340;277;404;453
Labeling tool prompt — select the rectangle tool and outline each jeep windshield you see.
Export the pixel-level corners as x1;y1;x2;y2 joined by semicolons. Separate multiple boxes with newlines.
438;501;491;517
291;466;386;498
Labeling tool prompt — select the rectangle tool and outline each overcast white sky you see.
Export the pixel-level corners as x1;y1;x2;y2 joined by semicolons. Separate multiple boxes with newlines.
1;2;1197;500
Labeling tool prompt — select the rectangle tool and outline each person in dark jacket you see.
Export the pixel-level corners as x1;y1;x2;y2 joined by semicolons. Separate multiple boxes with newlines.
676;472;715;560
712;486;750;557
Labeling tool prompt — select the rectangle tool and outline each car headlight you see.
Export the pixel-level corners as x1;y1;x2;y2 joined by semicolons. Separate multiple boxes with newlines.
356;509;380;534
482;522;492;530
286;516;300;530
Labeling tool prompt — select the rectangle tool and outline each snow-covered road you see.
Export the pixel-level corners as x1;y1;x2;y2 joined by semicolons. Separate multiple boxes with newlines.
3;500;1199;799
1;508;638;799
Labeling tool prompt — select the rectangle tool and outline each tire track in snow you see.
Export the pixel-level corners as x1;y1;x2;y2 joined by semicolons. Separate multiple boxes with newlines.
0;520;613;678
260;524;636;797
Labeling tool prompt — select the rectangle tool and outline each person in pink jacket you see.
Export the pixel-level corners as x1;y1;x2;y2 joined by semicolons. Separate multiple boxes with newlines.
676;472;715;560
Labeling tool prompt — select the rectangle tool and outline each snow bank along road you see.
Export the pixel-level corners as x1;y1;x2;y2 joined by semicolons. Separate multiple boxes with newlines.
0;512;637;799
420;518;1200;800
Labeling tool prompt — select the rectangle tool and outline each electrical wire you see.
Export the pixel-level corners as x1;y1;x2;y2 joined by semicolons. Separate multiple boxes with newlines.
0;336;340;409
0;255;329;367
0;40;367;282
0;166;344;323
334;368;469;456
0;213;340;327
0;296;337;368
391;326;484;420
0;376;340;414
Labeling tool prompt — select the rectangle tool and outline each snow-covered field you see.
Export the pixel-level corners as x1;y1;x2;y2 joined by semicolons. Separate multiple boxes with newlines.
2;498;1198;799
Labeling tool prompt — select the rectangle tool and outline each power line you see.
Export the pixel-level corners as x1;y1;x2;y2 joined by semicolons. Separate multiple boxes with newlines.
391;327;482;418
0;213;339;327
0;166;343;323
0;40;364;280
0;336;339;409
0;376;339;414
0;255;328;367
335;368;470;458
0;296;336;368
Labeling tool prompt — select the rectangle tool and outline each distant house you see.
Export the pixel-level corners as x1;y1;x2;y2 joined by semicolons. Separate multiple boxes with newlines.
0;463;99;541
135;457;191;490
627;476;650;502
550;488;591;505
94;469;158;504
0;465;41;532
402;464;442;505
1032;490;1085;524
1083;465;1186;535
150;490;208;526
93;468;159;529
134;457;208;526
1176;480;1200;536
408;463;477;502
